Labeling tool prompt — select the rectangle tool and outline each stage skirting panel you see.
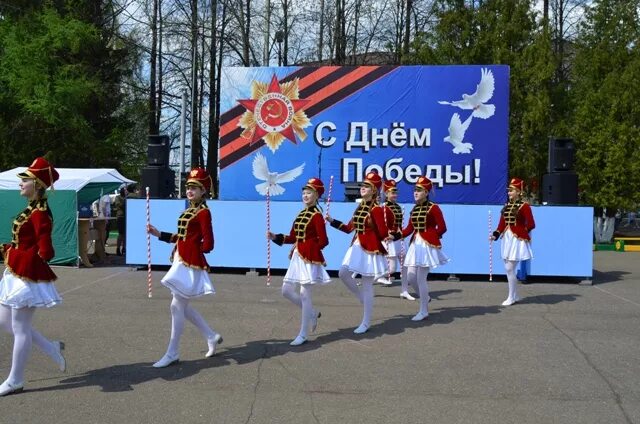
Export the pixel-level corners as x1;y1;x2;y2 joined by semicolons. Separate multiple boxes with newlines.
126;200;593;278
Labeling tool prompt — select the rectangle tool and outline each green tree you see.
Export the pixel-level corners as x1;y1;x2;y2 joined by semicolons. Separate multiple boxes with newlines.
0;2;146;179
408;0;555;189
571;0;640;209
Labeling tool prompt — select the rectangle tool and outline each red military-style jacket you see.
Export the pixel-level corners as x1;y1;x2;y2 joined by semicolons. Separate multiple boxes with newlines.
384;201;403;232
330;200;394;255
1;199;58;283
273;205;328;265
400;201;447;248
495;201;535;241
159;200;213;270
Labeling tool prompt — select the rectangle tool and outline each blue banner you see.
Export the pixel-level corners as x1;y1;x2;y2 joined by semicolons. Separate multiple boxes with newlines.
218;65;509;204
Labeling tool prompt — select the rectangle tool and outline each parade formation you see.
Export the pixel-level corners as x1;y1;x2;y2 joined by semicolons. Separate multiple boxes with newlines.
0;158;538;396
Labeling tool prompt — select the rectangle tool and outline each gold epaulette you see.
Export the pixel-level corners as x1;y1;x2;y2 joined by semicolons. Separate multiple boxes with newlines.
176;200;208;240
293;205;320;242
10;199;49;247
410;201;433;231
386;201;403;225
503;200;523;226
352;200;375;234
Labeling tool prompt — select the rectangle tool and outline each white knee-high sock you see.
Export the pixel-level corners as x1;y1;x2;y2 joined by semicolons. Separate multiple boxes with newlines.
388;259;397;276
184;304;216;341
166;295;187;357
406;266;418;293
360;277;374;328
0;305;12;334
1;306;59;367
7;308;35;384
417;267;430;315
339;266;363;303
299;285;313;338
282;283;302;308
504;260;519;301
401;266;410;293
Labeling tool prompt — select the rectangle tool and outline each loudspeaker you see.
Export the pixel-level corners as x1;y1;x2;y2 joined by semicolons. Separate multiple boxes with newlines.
141;166;175;198
548;137;575;172
542;172;578;205
148;135;170;166
344;183;360;202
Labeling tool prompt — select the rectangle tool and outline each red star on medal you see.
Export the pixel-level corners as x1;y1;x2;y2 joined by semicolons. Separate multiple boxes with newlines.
237;75;310;146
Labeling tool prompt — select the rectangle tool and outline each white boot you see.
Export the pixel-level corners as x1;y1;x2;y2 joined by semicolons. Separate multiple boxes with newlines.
205;333;223;358
153;353;179;368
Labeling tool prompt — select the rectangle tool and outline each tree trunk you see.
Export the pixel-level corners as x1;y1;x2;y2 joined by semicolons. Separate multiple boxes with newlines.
318;0;325;62
334;0;346;64
352;0;360;65
243;0;251;66
402;0;412;60
156;0;163;132
264;0;271;65
283;0;289;66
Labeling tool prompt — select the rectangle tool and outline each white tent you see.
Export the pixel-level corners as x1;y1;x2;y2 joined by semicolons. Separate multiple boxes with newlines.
0;167;133;190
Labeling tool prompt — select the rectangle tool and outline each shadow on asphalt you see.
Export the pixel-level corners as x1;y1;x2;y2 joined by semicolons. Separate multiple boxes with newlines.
592;269;631;285
517;293;580;305
26;294;579;394
375;288;462;301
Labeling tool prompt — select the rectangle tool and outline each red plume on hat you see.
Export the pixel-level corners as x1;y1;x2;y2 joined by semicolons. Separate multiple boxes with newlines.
415;176;433;192
509;177;524;192
186;167;213;196
363;170;382;190
303;177;324;197
383;179;397;193
17;157;59;189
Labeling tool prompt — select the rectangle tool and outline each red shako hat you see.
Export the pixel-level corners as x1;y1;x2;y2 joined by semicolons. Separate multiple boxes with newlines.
17;157;59;189
509;177;524;192
303;177;325;197
383;179;397;193
186;167;213;195
362;170;382;190
415;176;433;192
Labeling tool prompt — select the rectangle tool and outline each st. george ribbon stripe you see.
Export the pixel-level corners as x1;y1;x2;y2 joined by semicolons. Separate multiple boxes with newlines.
219;66;357;149
219;65;398;170
218;67;317;129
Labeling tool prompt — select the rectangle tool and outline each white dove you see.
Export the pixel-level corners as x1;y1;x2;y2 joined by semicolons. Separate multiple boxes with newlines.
252;153;305;196
438;67;495;119
444;113;474;154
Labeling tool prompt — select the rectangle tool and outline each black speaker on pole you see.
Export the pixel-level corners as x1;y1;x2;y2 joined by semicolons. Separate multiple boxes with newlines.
542;173;578;205
344;183;360;202
548;137;575;172
148;135;170;166
141;166;175;198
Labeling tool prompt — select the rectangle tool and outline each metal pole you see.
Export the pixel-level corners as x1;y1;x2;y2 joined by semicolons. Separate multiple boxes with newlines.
178;89;187;198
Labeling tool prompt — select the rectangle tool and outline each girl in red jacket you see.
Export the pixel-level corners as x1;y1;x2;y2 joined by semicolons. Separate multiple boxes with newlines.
268;178;331;346
147;168;222;367
0;157;66;396
326;171;394;334
490;178;535;306
397;176;449;321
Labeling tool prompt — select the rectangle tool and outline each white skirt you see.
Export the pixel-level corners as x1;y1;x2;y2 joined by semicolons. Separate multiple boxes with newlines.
501;229;533;261
283;250;332;286
0;268;62;308
341;240;388;279
161;257;215;299
404;234;450;269
385;239;401;258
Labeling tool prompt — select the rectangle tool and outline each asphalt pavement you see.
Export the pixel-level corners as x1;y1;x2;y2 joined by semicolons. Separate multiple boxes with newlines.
0;251;639;424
